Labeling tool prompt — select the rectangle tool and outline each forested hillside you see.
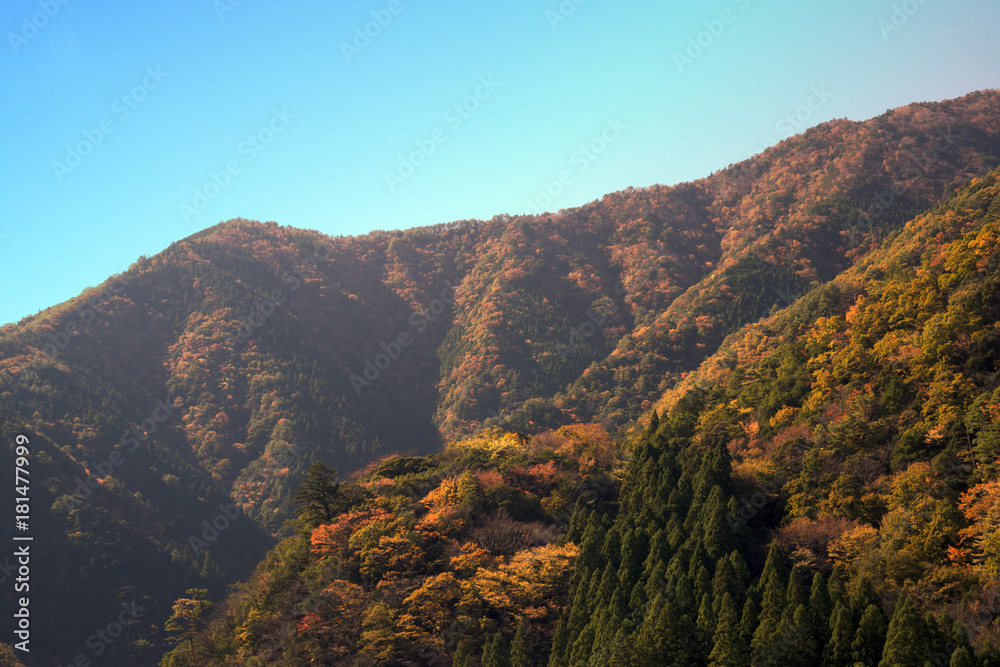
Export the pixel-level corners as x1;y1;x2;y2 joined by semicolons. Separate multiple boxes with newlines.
169;164;1000;665
1;90;1000;665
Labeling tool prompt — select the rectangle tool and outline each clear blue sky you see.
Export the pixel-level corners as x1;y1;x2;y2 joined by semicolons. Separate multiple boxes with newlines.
1;0;998;326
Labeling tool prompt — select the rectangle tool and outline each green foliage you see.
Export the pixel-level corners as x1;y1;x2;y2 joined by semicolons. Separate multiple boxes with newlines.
290;461;341;528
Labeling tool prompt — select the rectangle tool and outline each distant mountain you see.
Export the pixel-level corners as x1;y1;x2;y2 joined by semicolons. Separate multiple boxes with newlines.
1;90;999;665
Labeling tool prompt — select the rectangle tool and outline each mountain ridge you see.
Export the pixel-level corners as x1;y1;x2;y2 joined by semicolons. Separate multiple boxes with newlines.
3;89;1000;665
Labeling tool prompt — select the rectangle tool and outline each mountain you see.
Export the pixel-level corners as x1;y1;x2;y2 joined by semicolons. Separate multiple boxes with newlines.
157;163;1000;666
1;90;999;665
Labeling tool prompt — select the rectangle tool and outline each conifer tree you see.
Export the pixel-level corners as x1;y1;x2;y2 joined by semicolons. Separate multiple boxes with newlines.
547;620;568;667
484;631;511;667
567;624;595;667
950;646;976;667
849;576;879;620
694;563;713;601
752;543;788;654
822;603;854;667
950;618;974;658
827;565;848;609
511;620;531;667
729;551;750;593
698;592;717;638
291;461;341;527
702;486;736;561
601;526;623;571
563;504;590;545
618;528;645;597
878;596;926;667
739;595;759;646
851;603;887;667
712;556;739;615
707;592;749;667
786;566;809;610
633;597;699;667
790;603;820;666
808;571;832;647
454;639;472;667
981;641;1000;667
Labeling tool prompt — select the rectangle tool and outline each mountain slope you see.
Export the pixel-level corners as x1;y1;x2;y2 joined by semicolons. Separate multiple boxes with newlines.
2;90;1000;665
158;163;1000;664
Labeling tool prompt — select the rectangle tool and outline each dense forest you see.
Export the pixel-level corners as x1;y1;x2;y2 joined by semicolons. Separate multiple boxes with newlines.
1;90;1000;664
165;166;1000;665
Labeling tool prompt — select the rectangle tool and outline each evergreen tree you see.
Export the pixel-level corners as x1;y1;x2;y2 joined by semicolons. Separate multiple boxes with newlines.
567;624;595;666
739;595;759;646
702;486;736;561
851;603;887;667
981;641;1000;667
950;618;974;658
785;566;809;613
164;588;213;665
633;597;699;667
808;571;832;648
290;461;341;527
454;639;472;667
827;566;848;610
713;556;740;615
849;576;879;620
483;631;511;667
950;646;976;667
752;543;788;655
511;621;531;667
708;592;749;667
729;551;750;592
547;620;568;667
698;592;717;638
822;603;854;667
618;528;645;598
878;597;926;667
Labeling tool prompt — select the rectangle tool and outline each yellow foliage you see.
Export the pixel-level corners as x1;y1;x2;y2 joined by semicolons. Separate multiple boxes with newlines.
828;523;880;575
769;406;800;429
450;542;493;576
446;431;528;460
465;543;579;621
